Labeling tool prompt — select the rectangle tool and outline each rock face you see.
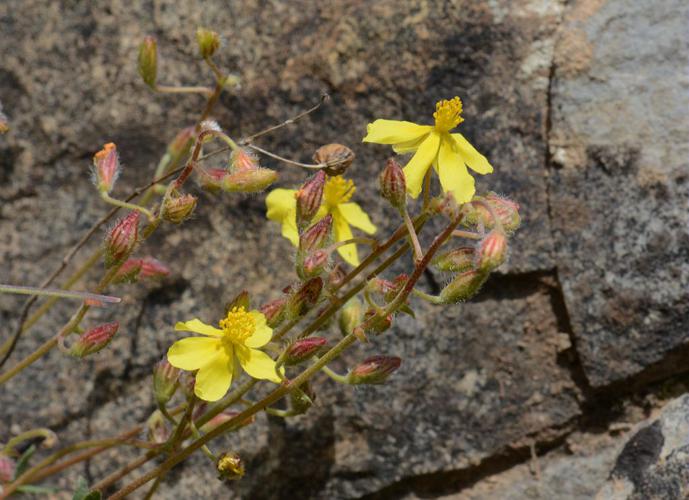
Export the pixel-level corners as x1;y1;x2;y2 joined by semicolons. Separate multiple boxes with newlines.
0;0;688;499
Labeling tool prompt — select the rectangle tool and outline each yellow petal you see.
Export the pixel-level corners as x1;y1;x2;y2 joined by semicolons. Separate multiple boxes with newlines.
392;135;428;154
338;203;377;234
438;136;476;204
403;132;440;198
363;120;432;145
174;319;223;337
167;337;222;370
236;345;282;383
266;188;299;246
244;311;273;348
333;211;358;266
194;350;234;401
451;133;493;174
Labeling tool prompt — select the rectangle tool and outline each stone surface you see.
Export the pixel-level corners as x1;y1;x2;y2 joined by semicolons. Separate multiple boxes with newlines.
548;0;689;386
0;0;688;498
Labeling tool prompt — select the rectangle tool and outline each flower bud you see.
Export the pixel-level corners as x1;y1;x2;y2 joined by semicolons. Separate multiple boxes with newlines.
153;359;180;407
432;247;475;273
105;211;139;268
430;192;460;220
197;167;227;193
230;148;259;172
199;411;255;433
284;337;327;366
167;127;195;162
295;171;326;231
313;144;354;176
0;453;15;483
222;168;277;193
112;258;143;284
290;381;316;414
300;250;329;279
362;309;393;335
347;355;401;385
464;193;521;232
299;215;332;253
286;278;323;319
196;28;220;58
137;36;158;89
163;192;197;224
92;143;120;193
69;322;119;358
438;269;488;304
147;411;169;444
261;297;287;328
475;229;508;271
338;297;363;337
379;158;406;211
225;291;250;315
140;257;171;279
217;452;244;481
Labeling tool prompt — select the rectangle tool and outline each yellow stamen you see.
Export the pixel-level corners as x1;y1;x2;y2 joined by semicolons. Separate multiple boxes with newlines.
219;306;256;343
433;97;464;133
323;176;355;207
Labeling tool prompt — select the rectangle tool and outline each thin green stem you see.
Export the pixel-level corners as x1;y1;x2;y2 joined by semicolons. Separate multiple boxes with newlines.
402;209;423;262
100;192;154;221
0;284;120;305
155;84;213;96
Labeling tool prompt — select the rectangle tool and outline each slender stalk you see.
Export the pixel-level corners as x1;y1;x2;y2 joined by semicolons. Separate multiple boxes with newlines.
100;192;154;221
155;84;213;96
246;144;328;170
0;284;120;304
452;229;483;240
402;209;423;262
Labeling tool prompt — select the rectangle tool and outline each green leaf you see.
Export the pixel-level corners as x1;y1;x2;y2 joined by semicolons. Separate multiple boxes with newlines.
16;484;59;495
398;304;415;318
72;478;101;500
13;445;36;479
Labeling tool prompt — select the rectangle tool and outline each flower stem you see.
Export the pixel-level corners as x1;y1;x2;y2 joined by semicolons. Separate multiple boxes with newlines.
100;192;155;221
0;284;120;305
155;84;213;96
402;208;423;262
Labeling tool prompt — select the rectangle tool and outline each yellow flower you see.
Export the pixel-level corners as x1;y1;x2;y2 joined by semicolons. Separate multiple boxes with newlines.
363;97;493;203
167;307;281;402
265;176;376;266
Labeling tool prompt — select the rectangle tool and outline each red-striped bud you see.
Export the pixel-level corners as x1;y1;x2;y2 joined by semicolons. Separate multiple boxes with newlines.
295;171;326;231
432;247;475;273
475;229;508;271
464;193;521;232
285;337;327;365
286;278;323;318
69;322;119;358
197;167;227;193
105;211;139;268
348;355;401;385
153;359;180;407
439;269;488;304
230;148;259;172
163;192;197;224
92;143;120;193
222;168;277;193
379;158;406;211
260;298;287;328
138;36;158;89
167;127;195;162
113;258;143;284
301;250;329;278
430;192;460;219
299;215;333;253
140;257;170;278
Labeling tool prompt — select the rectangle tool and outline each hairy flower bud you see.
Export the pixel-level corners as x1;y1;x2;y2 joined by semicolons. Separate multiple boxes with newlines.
439;269;488;304
475;229;508;271
196;28;220;58
92;143;120;193
217;452;244;481
113;258;143;284
432;247;475;273
261;297;287;328
338;297;363;337
313;143;355;176
105;211;139;268
153;359;180;407
70;322;119;358
379;158;406;211
300;250;329;279
197;167;227;193
0;453;15;483
138;36;158;89
347;355;401;385
299;215;333;253
140;257;170;279
163;192;197;224
147;411;169;444
295;171;326;231
286;278;323;319
464;193;521;232
285;337;327;366
230;148;259;172
167;127;195;162
430;192;460;220
222;168;277;193
363;309;393;335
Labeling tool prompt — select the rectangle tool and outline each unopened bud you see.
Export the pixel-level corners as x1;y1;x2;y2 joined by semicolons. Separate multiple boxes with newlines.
163;192;197;224
379;158;406;211
92;143;120;193
70;322;119;357
348;355;401;385
140;257;170;279
465;193;521;232
225;291;250;315
153;359;180;407
199;411;255;433
0;453;15;483
285;337;327;366
313;144;355;176
138;36;158;89
439;269;488;304
300;250;329;279
197;167;227;193
338;297;363;337
217;452;244;481
167;127;195;162
476;229;508;271
196;28;220;58
261;298;287;327
230;148;259;172
113;258;143;284
432;247;475;273
222;168;277;193
286;278;323;318
290;381;316;414
299;215;332;253
430;192;460;220
362;309;393;335
105;211;139;268
295;171;326;231
146;411;169;444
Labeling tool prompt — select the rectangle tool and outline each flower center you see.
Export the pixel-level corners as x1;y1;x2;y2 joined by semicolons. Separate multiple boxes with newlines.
219;306;255;344
323;176;355;207
433;97;464;133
